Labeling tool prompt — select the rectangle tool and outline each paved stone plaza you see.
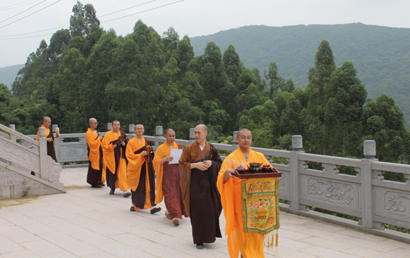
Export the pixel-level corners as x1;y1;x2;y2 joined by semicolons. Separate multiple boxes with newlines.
0;167;409;258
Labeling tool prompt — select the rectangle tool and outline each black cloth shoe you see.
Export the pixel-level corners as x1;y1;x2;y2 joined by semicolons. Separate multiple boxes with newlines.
196;243;204;249
109;188;115;195
123;192;131;198
130;206;137;212
150;207;161;214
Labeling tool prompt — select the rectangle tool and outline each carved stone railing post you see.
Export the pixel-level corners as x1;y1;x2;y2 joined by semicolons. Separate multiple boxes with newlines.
289;135;303;211
360;140;379;229
154;125;163;149
52;124;62;162
189;128;195;143
129;124;135;134
128;124;135;139
39;127;47;178
9;124;16;142
52;124;58;134
232;130;238;150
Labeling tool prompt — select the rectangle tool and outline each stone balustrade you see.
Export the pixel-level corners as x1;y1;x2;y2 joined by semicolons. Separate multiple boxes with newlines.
0;124;64;199
22;124;409;243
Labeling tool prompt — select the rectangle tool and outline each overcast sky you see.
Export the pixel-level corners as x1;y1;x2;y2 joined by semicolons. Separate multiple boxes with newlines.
0;0;409;67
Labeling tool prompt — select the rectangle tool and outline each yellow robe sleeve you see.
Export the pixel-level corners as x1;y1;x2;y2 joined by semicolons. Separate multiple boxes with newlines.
126;138;145;191
217;151;243;236
153;144;166;204
101;132;116;174
85;129;101;170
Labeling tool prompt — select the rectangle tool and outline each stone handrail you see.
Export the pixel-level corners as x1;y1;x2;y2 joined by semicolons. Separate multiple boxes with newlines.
23;124;410;243
0;124;64;198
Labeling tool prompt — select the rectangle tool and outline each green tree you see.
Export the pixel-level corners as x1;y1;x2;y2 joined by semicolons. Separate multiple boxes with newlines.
305;40;336;154
84;30;119;125
265;62;284;98
223;45;241;84
363;94;406;162
324;61;367;156
55;48;86;131
0;84;11;124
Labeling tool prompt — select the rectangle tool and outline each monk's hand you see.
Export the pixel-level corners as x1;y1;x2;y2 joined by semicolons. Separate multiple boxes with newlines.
112;143;117;148
162;156;173;164
192;162;208;171
121;141;125;146
203;160;212;168
47;138;53;142
223;168;238;183
142;150;148;156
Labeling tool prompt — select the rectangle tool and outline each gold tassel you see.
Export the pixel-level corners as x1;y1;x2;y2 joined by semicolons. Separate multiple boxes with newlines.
264;231;274;247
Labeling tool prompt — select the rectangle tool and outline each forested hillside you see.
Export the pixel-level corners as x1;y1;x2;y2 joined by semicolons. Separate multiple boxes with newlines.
0;64;24;88
0;2;408;164
190;23;410;126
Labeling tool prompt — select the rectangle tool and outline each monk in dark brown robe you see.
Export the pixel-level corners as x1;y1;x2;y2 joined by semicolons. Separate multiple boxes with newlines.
179;124;222;249
36;116;59;162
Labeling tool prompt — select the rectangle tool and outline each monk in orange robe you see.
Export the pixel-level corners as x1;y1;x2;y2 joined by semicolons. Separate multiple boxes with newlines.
85;118;104;188
36;116;59;162
153;128;183;226
101;120;130;197
179;124;222;249
126;124;161;214
217;128;274;258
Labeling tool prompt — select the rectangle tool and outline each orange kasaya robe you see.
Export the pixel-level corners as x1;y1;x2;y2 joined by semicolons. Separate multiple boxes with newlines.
152;141;178;204
217;148;273;258
126;136;157;210
85;128;105;184
101;130;129;191
36;124;57;162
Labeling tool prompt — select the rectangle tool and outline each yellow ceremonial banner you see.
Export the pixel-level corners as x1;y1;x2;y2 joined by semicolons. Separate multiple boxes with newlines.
241;177;280;234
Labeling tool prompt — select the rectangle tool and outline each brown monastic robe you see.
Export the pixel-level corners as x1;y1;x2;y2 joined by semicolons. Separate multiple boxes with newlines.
179;141;222;244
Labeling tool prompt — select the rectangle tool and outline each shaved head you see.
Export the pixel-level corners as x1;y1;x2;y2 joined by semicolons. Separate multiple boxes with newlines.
194;124;208;144
43;116;51;122
164;128;176;144
135;124;144;137
237;128;252;151
238;128;251;137
112;120;120;132
195;124;208;133
89;117;98;129
165;128;175;136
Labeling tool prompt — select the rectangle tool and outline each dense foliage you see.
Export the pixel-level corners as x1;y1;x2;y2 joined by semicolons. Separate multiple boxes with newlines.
190;23;410;127
1;2;409;164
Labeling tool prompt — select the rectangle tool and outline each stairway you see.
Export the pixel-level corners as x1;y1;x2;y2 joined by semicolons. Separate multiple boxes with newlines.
0;124;65;199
